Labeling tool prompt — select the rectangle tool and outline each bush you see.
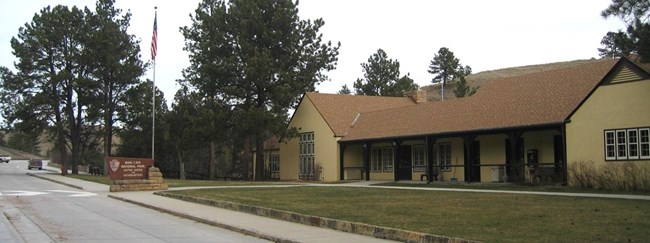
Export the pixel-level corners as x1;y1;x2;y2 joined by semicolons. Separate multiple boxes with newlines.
568;161;650;191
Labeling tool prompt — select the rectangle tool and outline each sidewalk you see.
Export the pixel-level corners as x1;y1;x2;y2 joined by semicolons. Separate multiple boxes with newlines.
28;173;395;243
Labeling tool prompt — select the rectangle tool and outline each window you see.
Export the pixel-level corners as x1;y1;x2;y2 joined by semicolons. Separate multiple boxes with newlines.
269;155;280;173
641;128;650;159
269;154;280;179
299;132;314;178
439;143;452;172
370;146;394;172
605;127;650;161
616;130;627;160
605;131;616;160
371;148;382;172
382;147;394;172
412;144;426;172
628;129;639;159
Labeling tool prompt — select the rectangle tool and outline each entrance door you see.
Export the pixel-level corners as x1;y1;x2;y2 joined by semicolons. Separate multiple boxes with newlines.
463;141;481;182
505;138;524;181
397;145;412;180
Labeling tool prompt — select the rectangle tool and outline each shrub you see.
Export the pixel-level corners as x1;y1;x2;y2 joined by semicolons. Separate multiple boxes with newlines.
568;161;650;191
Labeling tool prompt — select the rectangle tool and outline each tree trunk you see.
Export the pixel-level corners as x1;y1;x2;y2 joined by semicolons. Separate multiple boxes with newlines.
255;132;265;181
242;137;252;180
177;151;185;180
103;87;113;175
209;141;217;180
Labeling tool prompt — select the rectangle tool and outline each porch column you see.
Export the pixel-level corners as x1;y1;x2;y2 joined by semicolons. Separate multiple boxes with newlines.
393;140;402;182
339;144;346;181
560;124;568;184
463;136;476;182
425;136;437;183
363;143;371;181
507;131;524;183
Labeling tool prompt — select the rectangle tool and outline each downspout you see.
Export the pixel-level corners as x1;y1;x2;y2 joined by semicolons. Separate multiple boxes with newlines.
339;144;346;181
561;121;569;185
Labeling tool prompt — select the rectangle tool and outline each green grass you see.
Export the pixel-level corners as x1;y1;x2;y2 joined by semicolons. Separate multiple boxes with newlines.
170;186;650;242
377;182;650;195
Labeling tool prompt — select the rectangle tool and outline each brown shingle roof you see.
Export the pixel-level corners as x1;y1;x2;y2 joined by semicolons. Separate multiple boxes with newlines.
304;92;417;137
340;58;622;142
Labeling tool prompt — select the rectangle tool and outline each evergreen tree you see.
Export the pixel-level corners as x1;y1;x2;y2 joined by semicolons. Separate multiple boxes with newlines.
428;47;472;100
600;0;650;62
353;49;418;97
1;2;146;174
181;0;339;180
453;65;478;98
85;0;145;160
338;84;352;95
3;5;91;174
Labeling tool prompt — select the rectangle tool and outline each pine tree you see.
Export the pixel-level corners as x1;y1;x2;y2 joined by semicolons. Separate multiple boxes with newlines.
181;0;340;180
353;49;418;97
600;0;650;62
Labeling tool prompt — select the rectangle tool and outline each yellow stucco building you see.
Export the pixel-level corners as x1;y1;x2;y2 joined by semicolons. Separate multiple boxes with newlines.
279;57;650;185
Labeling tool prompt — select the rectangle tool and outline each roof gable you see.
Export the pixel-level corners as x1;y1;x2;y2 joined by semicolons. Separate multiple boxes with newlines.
341;58;621;142
304;92;416;137
601;59;650;85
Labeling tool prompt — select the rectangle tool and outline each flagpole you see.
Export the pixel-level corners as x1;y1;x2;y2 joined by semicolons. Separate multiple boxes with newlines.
151;6;157;160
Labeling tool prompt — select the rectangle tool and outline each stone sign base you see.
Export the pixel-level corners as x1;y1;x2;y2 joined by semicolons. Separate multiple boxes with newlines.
110;167;168;192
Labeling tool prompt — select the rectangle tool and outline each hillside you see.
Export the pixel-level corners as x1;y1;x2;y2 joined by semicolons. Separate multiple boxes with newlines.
421;58;605;101
0;146;43;160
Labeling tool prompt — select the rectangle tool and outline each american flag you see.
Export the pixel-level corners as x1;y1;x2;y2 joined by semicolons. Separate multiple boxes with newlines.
151;11;157;61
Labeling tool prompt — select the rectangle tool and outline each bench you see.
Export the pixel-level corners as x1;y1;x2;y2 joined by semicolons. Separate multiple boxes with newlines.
420;169;439;181
90;166;103;176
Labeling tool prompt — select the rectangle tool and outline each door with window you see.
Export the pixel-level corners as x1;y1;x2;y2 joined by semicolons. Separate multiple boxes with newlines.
397;145;412;180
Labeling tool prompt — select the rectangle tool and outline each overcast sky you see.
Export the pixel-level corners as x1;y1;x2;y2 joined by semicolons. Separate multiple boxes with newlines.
0;0;626;105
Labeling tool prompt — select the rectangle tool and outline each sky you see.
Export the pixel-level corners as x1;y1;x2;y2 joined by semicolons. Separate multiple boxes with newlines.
0;0;626;106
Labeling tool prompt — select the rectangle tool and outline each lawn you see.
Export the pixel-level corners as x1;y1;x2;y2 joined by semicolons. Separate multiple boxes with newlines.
169;186;650;242
376;182;650;195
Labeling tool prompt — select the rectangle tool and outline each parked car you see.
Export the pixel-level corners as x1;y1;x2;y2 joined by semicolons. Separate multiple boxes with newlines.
0;154;10;163
28;159;43;170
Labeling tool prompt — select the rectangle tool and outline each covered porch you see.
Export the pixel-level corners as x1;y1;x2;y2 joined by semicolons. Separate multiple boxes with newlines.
339;125;568;184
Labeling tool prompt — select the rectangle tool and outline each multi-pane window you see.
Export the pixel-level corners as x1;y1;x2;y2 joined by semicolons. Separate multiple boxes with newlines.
640;128;650;159
616;130;627;159
439;143;452;172
412;144;426;172
382;147;394;172
415;143;451;172
628;129;639;159
605;128;650;161
299;132;314;178
605;131;616;160
269;154;280;179
370;147;394;172
269;155;280;173
371;148;382;172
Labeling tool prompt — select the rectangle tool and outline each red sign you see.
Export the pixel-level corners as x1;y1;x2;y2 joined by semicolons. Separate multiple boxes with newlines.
106;157;154;180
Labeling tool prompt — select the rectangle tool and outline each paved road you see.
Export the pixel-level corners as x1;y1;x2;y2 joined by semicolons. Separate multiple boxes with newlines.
0;160;269;243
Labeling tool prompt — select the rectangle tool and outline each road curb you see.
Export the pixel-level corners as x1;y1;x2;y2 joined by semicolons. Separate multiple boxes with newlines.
107;194;298;243
26;173;84;190
1;211;25;243
155;191;477;243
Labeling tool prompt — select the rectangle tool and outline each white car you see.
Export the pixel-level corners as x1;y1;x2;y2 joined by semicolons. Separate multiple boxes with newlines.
0;154;10;163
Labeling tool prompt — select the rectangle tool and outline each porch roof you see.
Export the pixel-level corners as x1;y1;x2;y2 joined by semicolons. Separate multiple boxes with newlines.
339;58;621;142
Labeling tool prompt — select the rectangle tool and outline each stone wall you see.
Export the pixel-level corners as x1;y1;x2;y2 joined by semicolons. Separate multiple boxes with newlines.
109;167;168;192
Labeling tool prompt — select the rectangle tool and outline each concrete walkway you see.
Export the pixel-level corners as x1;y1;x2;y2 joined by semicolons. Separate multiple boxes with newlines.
24;171;650;243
